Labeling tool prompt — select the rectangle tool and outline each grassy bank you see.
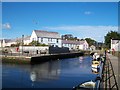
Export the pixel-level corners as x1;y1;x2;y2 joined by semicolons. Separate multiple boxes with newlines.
2;56;30;64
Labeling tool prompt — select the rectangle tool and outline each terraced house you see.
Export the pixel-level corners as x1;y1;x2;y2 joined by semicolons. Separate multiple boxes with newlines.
62;39;89;50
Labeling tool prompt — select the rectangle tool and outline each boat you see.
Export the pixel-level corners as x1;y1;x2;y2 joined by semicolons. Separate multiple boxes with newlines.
91;61;100;69
79;80;96;88
73;80;96;90
91;67;100;74
90;52;95;56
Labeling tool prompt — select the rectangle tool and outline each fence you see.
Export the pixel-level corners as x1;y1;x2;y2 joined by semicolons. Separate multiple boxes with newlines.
95;50;119;90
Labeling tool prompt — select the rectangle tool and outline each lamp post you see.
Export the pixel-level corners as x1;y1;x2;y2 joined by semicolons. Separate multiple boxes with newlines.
22;35;24;55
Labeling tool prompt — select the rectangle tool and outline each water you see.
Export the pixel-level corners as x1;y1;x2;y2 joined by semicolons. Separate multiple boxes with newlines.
2;56;98;89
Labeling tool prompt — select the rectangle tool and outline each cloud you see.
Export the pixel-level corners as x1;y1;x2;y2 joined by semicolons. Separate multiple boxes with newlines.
2;23;11;30
43;25;118;42
84;11;92;15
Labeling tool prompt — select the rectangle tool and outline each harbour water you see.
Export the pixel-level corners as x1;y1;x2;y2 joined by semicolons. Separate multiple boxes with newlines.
2;56;98;89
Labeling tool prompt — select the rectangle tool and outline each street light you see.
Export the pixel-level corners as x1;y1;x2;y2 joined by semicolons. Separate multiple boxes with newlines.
22;35;24;55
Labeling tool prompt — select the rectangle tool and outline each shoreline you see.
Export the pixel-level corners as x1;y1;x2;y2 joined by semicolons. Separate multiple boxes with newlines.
1;52;84;64
2;56;31;64
1;51;104;64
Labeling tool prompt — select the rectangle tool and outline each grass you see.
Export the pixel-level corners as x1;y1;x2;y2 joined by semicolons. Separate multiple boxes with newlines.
2;57;30;64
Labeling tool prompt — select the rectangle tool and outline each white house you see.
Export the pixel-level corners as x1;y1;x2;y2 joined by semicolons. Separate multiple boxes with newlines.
0;36;31;47
0;39;11;47
62;40;89;50
79;40;89;50
23;36;31;45
5;39;17;47
0;39;5;47
30;30;62;47
111;39;120;51
90;45;96;51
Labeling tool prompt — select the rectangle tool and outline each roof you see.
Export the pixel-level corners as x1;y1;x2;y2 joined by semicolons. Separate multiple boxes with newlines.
34;30;61;39
62;40;86;45
111;39;120;44
90;45;96;47
111;39;120;40
5;36;31;43
0;39;11;43
24;36;30;40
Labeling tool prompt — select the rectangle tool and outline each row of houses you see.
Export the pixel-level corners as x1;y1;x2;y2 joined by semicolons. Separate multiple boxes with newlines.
0;30;89;50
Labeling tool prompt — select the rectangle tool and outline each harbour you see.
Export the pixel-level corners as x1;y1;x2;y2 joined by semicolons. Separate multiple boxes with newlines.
2;56;98;88
1;2;120;90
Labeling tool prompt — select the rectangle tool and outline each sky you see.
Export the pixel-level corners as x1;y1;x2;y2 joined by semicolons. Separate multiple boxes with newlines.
2;2;118;42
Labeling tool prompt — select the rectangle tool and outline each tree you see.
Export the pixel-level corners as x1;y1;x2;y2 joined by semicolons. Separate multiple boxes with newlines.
29;41;40;46
29;41;48;46
85;38;96;46
104;31;120;49
62;34;80;41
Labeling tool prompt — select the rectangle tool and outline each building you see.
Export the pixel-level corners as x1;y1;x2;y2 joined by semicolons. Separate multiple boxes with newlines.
23;36;31;45
0;39;11;47
0;30;61;47
30;30;61;47
90;45;96;51
111;39;120;51
0;36;31;47
62;40;89;50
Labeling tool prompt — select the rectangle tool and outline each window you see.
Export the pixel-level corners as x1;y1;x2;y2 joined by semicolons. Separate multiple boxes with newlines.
32;38;34;41
41;38;43;42
57;39;58;43
37;37;39;42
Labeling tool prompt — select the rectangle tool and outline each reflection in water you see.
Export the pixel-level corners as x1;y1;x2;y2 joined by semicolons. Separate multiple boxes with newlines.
79;56;84;63
30;61;61;82
30;71;36;82
3;56;98;88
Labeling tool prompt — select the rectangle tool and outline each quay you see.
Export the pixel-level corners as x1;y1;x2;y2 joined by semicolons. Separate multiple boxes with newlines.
1;52;84;64
2;55;31;64
31;52;84;64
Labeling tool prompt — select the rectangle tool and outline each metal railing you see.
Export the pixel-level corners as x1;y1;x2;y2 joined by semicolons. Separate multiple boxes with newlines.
102;51;119;89
95;50;119;90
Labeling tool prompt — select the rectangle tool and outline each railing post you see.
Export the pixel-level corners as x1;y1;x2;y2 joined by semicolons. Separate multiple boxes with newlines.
105;50;108;89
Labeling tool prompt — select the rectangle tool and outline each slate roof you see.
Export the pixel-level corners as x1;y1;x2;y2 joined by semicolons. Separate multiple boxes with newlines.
0;39;11;43
24;36;31;40
3;36;31;43
34;30;61;39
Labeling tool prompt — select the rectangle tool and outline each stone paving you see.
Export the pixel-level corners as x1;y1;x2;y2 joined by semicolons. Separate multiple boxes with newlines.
107;53;120;89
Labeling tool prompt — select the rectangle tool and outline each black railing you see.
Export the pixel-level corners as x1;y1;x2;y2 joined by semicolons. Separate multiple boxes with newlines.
95;50;119;90
73;50;119;90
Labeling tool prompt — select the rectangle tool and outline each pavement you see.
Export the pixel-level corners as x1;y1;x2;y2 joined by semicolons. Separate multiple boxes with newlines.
107;53;120;89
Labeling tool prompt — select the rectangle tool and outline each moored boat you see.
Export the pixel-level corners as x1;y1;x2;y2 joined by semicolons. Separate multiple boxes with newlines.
73;80;96;90
91;61;100;69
